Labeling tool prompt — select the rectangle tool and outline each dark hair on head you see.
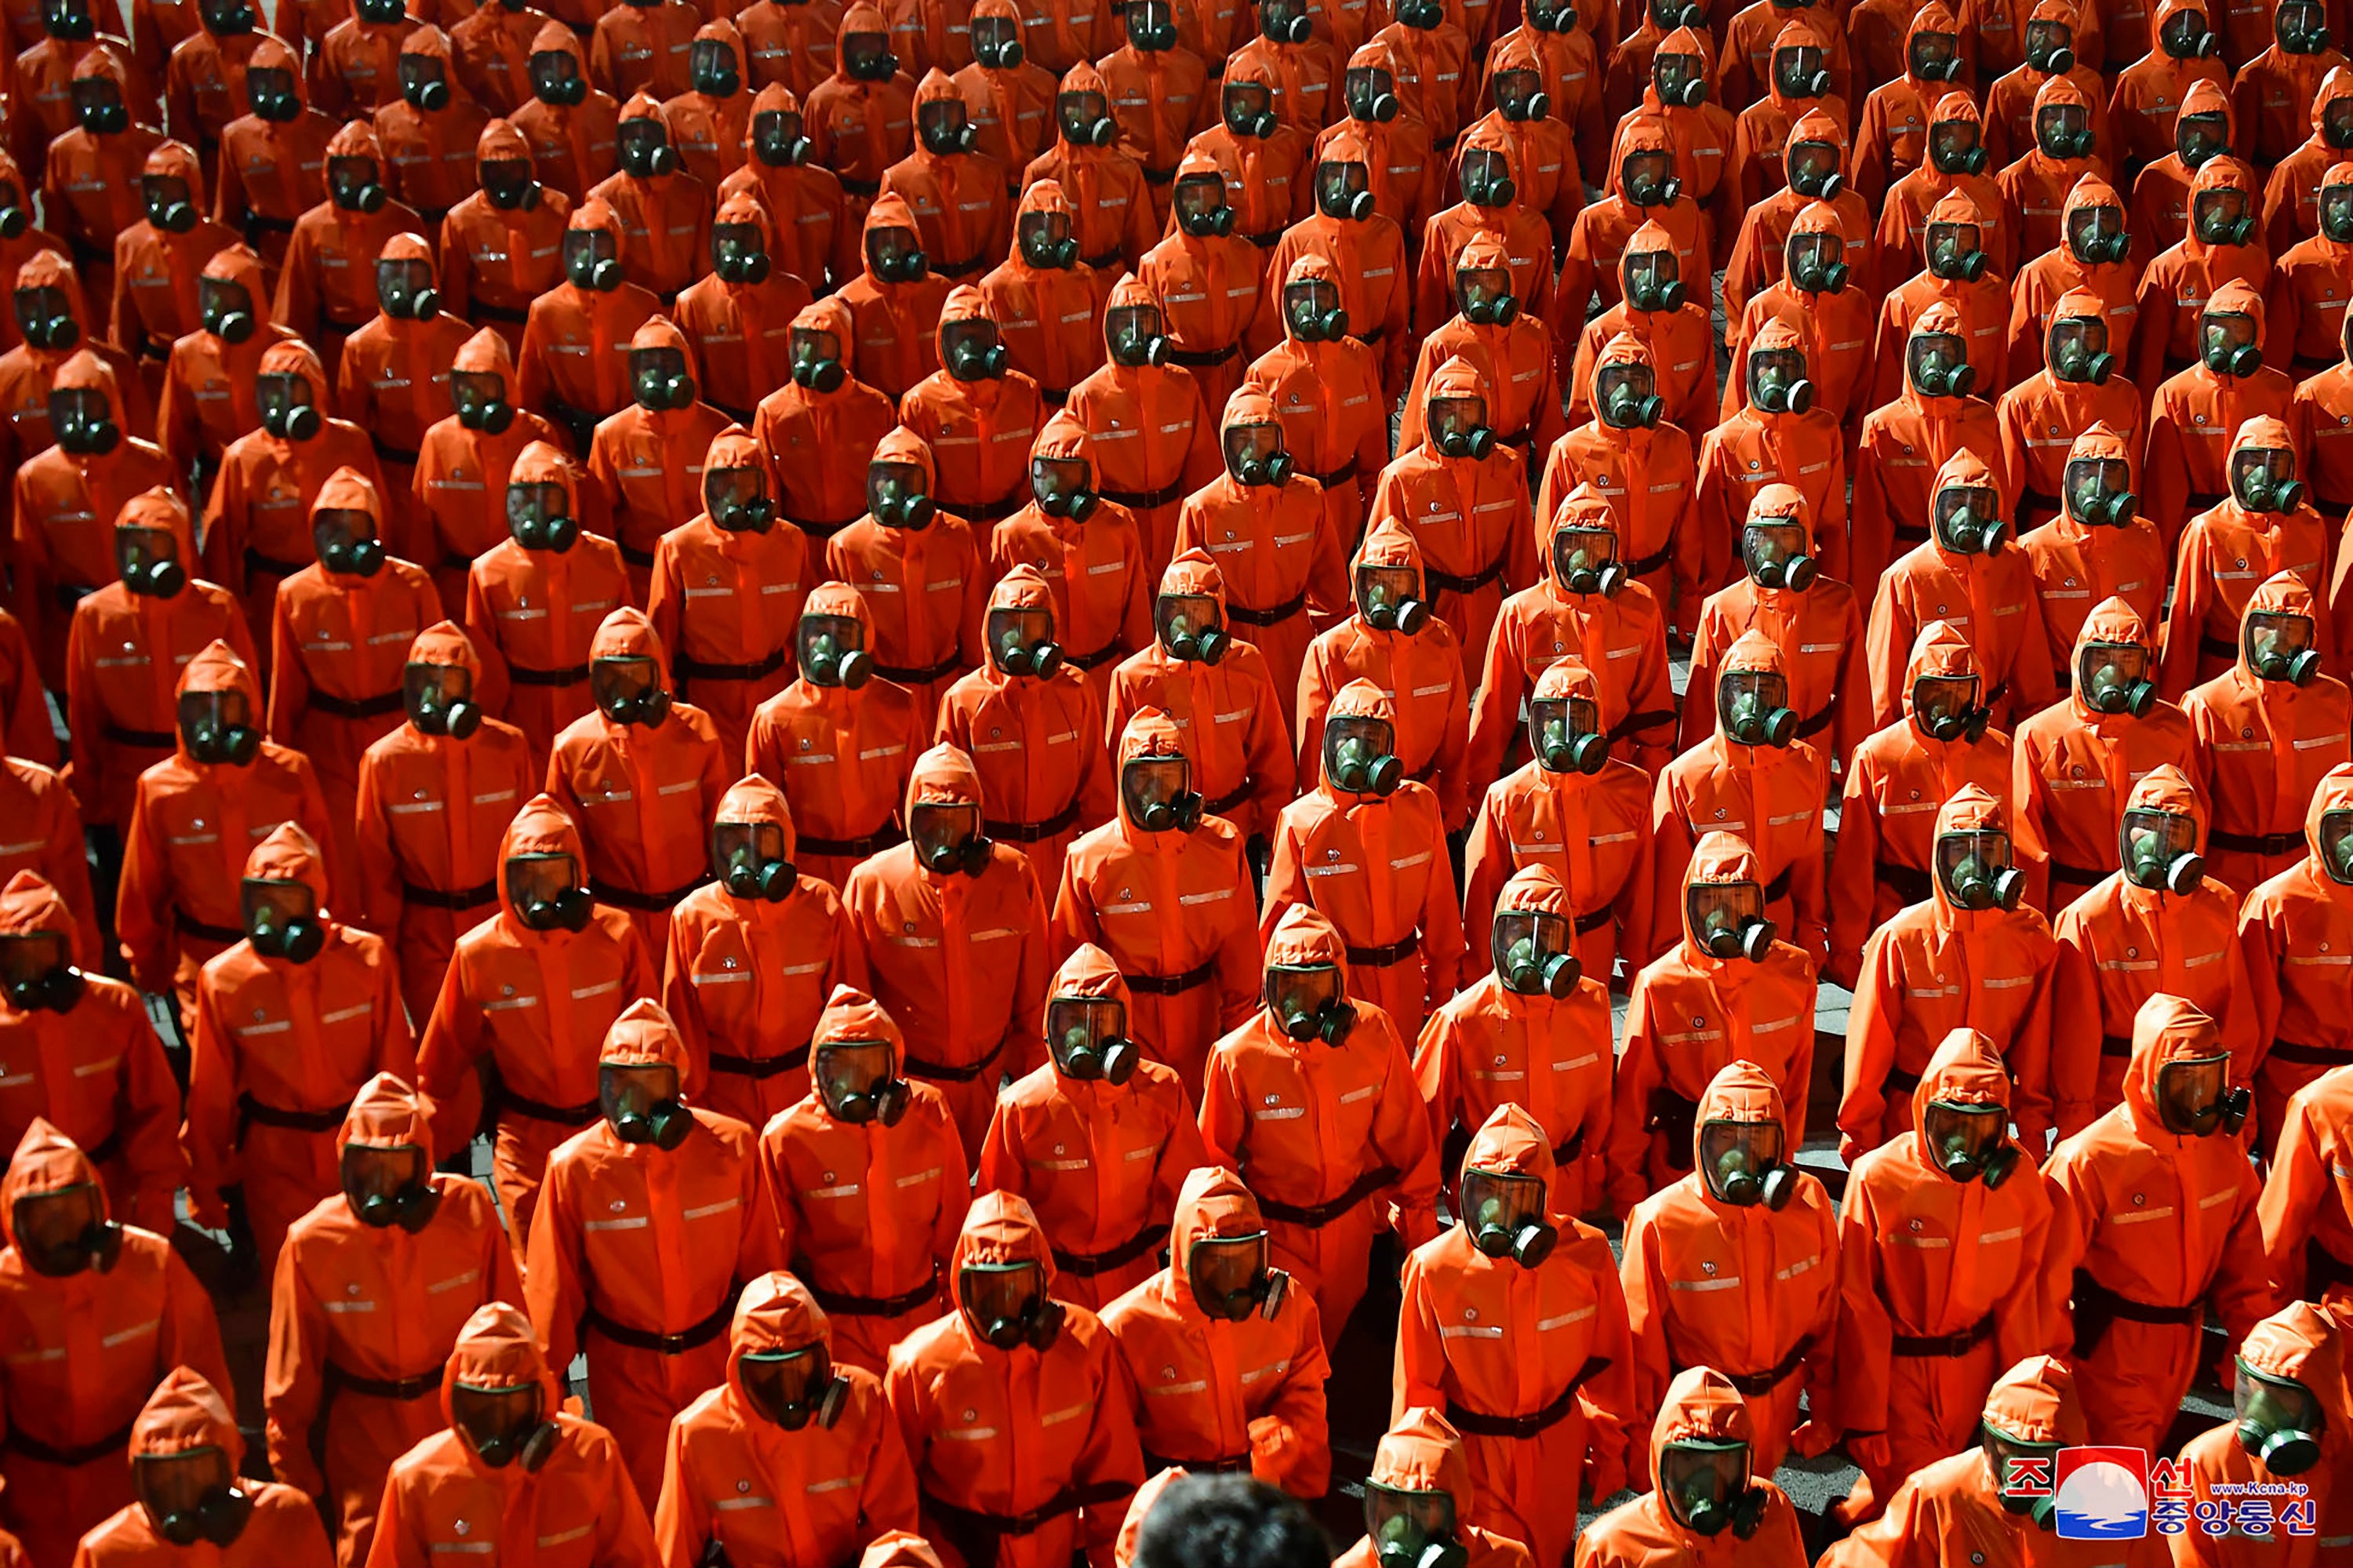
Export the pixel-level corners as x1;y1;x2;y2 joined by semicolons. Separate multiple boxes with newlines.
1133;1475;1332;1568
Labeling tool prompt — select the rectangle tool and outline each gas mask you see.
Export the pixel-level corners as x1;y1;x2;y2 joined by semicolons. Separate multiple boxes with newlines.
198;0;255;30
1056;87;1118;146
451;1382;559;1472
2177;108;2228;167
2280;0;2332;50
405;660;482;739
1460;147;1515;209
1551;520;1624;596
257;370;322;442
1623;246;1683;313
1217;77;1275;141
1653;49;1707;106
704;463;774;533
1597;359;1663;428
1773;42;1830;97
1127;0;1178;47
1652;0;1704;26
1265;961;1355;1044
198;275;256;344
713;818;795;903
1748;346;1813;413
1937;827;2025;911
2155;1050;2249;1137
1340;67;1399;133
42;0;93;38
1174;171;1235;236
1700;1117;1796;1208
141;172;199;233
1156;591;1227;663
2325;180;2353;244
1260;0;1313;41
2036;100;2094;160
529;45;588;104
341;1141;437;1231
2066;202;2130;264
919;94;978;155
1987;1426;2063;1528
2235;1361;2326;1475
2064;453;2137;526
962;1260;1064;1350
178;687;260;766
1356;562;1430;635
2319;809;2353;884
1525;0;1576;27
1493;67;1549;122
242;875;326;962
2122;806;2207;895
1660;1440;1768;1539
398;50;451;111
11;285;78;354
973;12;1025;64
987;604;1061;677
1188;1228;1286;1320
118;521;187;598
1460;1164;1556;1265
866;455;934;529
908;800;992;877
752;107;810;166
1921;1098;2017;1184
1366;1485;1468;1568
1529;689;1608;774
600;1059;691;1150
942;315;1009;381
562;227;624;291
740;1344;850;1431
793;325;849;392
1224;417;1293;485
814;1035;910;1124
1926;217;1988;281
1719;665;1796;747
1324;711;1402;795
1106;301;1169;367
0;181;26;242
1907;328;1974;398
1430;391;1494;459
1910;28;1964;82
1784;136;1842;200
1688;879;1774;961
10;1181;121;1278
2024;14;2075;68
506;851;593;932
2078;638;2156;716
1785;228;1848;293
0;931;82;1015
1932;482;2004;555
48;385;117;457
507;476;579;552
1492;907;1579;999
796;609;873;689
1031;452;1097;519
1120;751;1202;835
2327;93;2353;151
712;221;772;285
133;1449;253;1549
842;29;899;80
1911;671;1988;741
245;64;299;120
1621;148;1679;206
1315;157;1376;221
2048;314;2113;384
589;654;672;727
2232;445;2305;515
70;74;126;133
689;35;740;96
1047;992;1137;1082
630;344;696;412
313;504;386;578
1742;513;1816;590
376;255;440;321
2194;184;2254;246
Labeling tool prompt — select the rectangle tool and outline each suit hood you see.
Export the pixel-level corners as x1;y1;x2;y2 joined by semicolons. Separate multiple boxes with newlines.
129;1367;244;1469
813;984;907;1080
0;1119;104;1249
590;606;672;687
1461;1098;1555;1188
244;820;329;907
600;996;690;1072
1682;831;1764;956
495;793;587;926
338;1071;435;1156
1369;1408;1475;1506
1912;1026;2013;1141
1983;1354;2086;1445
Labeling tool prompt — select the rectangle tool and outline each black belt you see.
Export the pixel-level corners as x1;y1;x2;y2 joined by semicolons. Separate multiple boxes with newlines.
243;211;296;235
2049;859;2105;888
921;1482;1133;1568
1573;905;1611;935
788;514;861;540
471;297;530;323
174;908;243;944
1795;706;1834;739
1082;249;1122;271
1050;1221;1162;1276
500;1090;599;1125
935;254;989;280
1140;162;1177;184
1205;782;1253;817
2209;828;2302;855
710;401;756;427
402;879;497;911
1103;478;1184;510
2201;631;2238;660
1227;589;1306;628
326;1360;445;1401
1307;458;1358;489
2271;1039;2353;1064
1883;1064;1921;1097
1245;231;1279;249
809;1277;936;1317
2097;1034;2132;1059
371;434;420;465
1893;519;1931;546
709;1046;810;1078
797;824;902;857
1253;1162;1397;1228
619;540;657;568
2071;1271;2203;1357
1706;1336;1812;1397
238;1092;352;1134
676;647;790;682
1444;1354;1608;1439
507;660;591;686
1167;342;1238;367
1624;541;1672;578
1646;1087;1697;1172
50;581;95;613
1422;555;1506;595
1125;959;1214;995
1608;707;1675;741
875;653;962;685
1064;642;1122;671
961;496;1023;524
307;688;405;720
591;874;711;911
2306;1238;2353;1301
584;1286;740;1355
1140;1449;1249;1475
984;799;1081;842
1875;861;1933;904
101;722;174;748
840;175;881;195
1891;1312;1995;1358
244;544;309;579
1347;932;1420;967
1552;1126;1585;1165
902;1038;1007;1085
1763;864;1793;904
3;1418;136;1468
85;1129;121;1166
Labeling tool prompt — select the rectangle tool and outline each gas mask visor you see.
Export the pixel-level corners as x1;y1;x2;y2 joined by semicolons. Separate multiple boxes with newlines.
1596;358;1662;428
1459;1166;1555;1275
705;462;774;532
689;34;740;93
2326;180;2353;243
256;369;321;441
797;610;872;688
2177;108;2228;172
133;1446;249;1548
1265;961;1352;1042
1773;40;1830;97
2122;806;2205;893
1907;328;1974;398
1910;27;1962;82
1921;1098;2014;1184
2327;93;2353;151
2320;808;2353;883
2065;202;2129;264
2235;1362;2326;1475
1188;1228;1278;1320
589;654;670;725
813;1036;904;1123
142;172;198;232
2280;0;2332;49
1718;666;1795;747
245;63;298;118
972;11;1024;63
1106;300;1168;367
712;819;794;902
2203;306;2263;375
1156;591;1227;662
987;604;1060;677
2247;606;2321;686
1911;669;1984;740
1428;391;1493;460
1742;511;1815;590
1660;1439;1762;1537
908;801;988;875
1784;136;1842;201
1459;147;1515;209
2048;314;2113;384
866;455;933;528
2078;637;2154;714
1491;908;1579;999
1364;1484;1465;1568
1699;1116;1791;1206
341;1141;434;1229
1622;245;1683;313
1344;64;1398;122
942;315;1007;381
1120;751;1198;835
313;504;386;577
2065;453;2136;526
11;1181;118;1277
2194;182;2254;246
1620;146;1678;206
1653;48;1707;105
177;686;257;764
1988;1424;2064;1524
562;226;623;291
1224;77;1278;136
712;220;771;284
1784;227;1847;292
841;28;897;79
1926;213;1987;278
1492;66;1547;120
2036;99;2093;158
2233;443;2304;514
529;45;587;102
2156;1050;2245;1136
1224;417;1293;484
328;153;387;213
240;875;324;962
1056;86;1117;144
0;930;78;1014
1932;480;2004;554
740;1344;845;1431
1688;878;1774;960
1174;170;1233;235
49;384;117;456
480;155;534;209
752;107;809;165
2024;13;2075;67
1528;689;1607;773
1323;711;1402;795
1356;562;1428;635
1031;452;1096;519
960;1259;1059;1348
507;477;577;551
1747;344;1813;413
12;285;78;352
1551;519;1623;595
504;850;591;932
1019;208;1082;272
630;344;695;411
1282;273;1348;344
1937;827;2023;911
1315;156;1374;221
451;367;513;434
451;1381;551;1469
397;48;452;111
599;1059;689;1148
1046;993;1135;1082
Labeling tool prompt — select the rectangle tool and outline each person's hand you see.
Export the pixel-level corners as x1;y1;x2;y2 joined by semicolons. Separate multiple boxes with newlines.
1846;1432;1891;1474
1790;1418;1838;1459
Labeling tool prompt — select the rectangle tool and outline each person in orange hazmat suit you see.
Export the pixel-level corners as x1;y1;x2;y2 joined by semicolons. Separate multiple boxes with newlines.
2133;158;2273;387
976;180;1104;403
976;944;1214;1308
2017;422;2166;680
589;0;699;104
1402;233;1566;467
897;285;1045;528
1198;902;1441;1351
1984;0;2111;167
334;233;469;551
212;38;335;283
1838;788;2059;1159
1564;220;1711;438
1853;9;1983;207
409;328;562;613
1869;187;2016;422
2045;768;2257;1141
509;22;624;205
1831;1027;2067;1523
881;71;1012;287
673;193;813;427
184;820;414;1279
659;20;753;191
0;1119;230;1568
367;1301;662;1568
0;871;180;1231
525;998;784;1505
2241;762;2353;1171
446;0;540;126
803;3;918;226
585;95;711;305
1458;657;1655;993
0;617;53;784
1620;1059;1840;1479
2264;62;2353;253
951;2;1057;181
1223;0;1337;133
1865;449;2058;733
1720;107;1873;330
2260;983;2353;1309
755;298;903;540
653;1269;921;1568
1870;81;2020;291
1100;1163;1328;1490
1250;133;1410;395
373;27;490;228
1818;1355;2173;1568
1609;834;1820;1207
1996;293;2144;534
986;411;1151;704
835;194;953;403
1101;548;1293;848
2268;162;2353;383
1238;254;1387;550
1394;1102;1635;1566
2162;415;2337;695
841;743;1053;1161
1135;151;1263;421
1679;484;1871;764
64;489;260;846
1722;200;1877;459
582;317;732;597
106;620;324;1013
1649;630;1831;965
2127;74;2248;273
1574;1364;1812;1568
161;0;264;176
155;242;303;488
0;740;96;955
351;620;536;1046
1063;275;1220;576
413;792;658;1241
2171;1301;2353;1567
0;252;149;472
544;606;733;951
1991;74;2111;264
515;198;663;454
659;773;864;1125
1198;53;1315;252
107;136;225;409
1852;302;2014;604
304;0;413;122
1694;319;1851;600
1467;486;1678;784
1329;1411;1546;1568
1263;678;1463;1038
1556;115;1711;333
2009;595;2199;919
1536;335;1695;628
267;120;418;376
2231;0;2346;164
934;562;1116;889
1020;64;1159;289
2043;991;2269;1459
2109;0;2231;166
264;1073;523;1568
2007;174;2144;384
757;982;972;1373
2144;285;2300;551
26;45;156;282
438;120;573;355
1295;518;1471;829
1411;126;1558;348
460;439;633;773
1723;14;1848;214
2184;571;2351;898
